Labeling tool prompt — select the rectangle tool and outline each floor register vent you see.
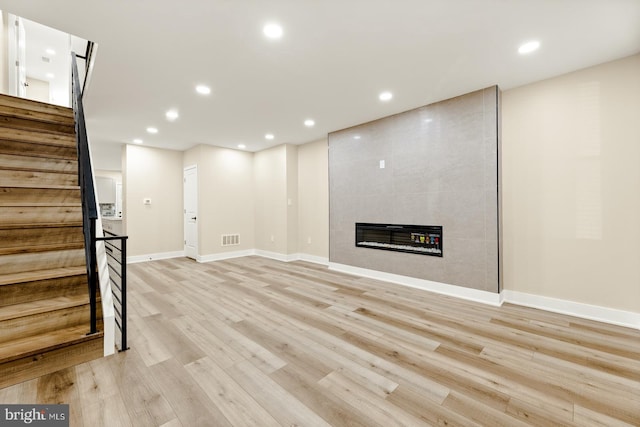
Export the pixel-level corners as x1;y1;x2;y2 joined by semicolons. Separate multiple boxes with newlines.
221;234;240;246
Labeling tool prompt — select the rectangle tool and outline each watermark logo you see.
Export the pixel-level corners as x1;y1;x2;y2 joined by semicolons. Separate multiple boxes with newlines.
0;405;68;426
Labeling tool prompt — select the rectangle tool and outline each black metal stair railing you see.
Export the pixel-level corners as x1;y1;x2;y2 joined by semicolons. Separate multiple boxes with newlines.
71;51;99;335
72;49;130;351
97;232;129;351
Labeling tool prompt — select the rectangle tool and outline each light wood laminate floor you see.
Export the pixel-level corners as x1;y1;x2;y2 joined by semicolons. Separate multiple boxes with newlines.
1;256;638;426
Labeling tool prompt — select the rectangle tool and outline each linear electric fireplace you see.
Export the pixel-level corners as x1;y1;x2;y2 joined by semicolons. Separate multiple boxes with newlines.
355;223;443;257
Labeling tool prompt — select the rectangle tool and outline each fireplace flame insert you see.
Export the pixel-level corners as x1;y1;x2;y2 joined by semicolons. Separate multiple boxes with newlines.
355;223;443;257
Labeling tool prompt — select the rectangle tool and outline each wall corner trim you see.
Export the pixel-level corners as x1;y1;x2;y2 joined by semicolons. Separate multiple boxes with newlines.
502;290;640;330
328;262;502;306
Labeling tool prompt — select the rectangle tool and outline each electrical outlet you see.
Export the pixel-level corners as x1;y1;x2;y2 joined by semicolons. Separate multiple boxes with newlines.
270;235;275;242
307;237;312;244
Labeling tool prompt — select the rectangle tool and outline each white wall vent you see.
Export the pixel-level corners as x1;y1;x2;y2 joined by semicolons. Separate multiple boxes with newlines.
221;234;240;246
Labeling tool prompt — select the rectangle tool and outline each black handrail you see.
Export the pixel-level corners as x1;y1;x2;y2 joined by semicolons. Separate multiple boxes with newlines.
97;232;129;351
71;52;99;335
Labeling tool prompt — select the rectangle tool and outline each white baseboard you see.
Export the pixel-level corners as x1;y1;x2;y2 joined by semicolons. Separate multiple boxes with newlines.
328;262;502;306
502;290;640;330
197;249;256;263
254;249;299;262
127;250;186;264
297;253;330;266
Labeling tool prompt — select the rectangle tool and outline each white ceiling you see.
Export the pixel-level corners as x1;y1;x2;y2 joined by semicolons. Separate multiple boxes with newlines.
1;0;639;155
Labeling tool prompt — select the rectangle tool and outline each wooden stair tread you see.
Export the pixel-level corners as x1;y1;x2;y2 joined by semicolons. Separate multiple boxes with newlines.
0;153;77;173
0;93;73;118
0;266;86;287
0;242;85;256
0;127;76;146
0;325;102;365
0;202;82;207
0;104;75;126
0;184;80;190
0;222;83;230
0;294;90;322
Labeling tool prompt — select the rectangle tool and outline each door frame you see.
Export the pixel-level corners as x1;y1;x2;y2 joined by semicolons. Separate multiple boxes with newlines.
7;14;26;97
183;165;198;260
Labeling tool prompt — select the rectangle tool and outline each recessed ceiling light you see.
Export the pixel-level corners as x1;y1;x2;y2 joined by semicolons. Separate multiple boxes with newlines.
195;85;211;95
45;48;55;55
165;110;179;121
518;40;540;55
133;138;143;144
353;135;361;140
45;73;54;79
424;118;433;123
379;91;393;101
263;23;283;39
304;119;315;127
146;127;158;134
238;144;246;149
265;133;275;140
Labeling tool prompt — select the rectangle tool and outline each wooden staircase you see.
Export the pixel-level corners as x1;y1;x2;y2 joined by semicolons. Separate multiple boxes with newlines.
0;94;103;389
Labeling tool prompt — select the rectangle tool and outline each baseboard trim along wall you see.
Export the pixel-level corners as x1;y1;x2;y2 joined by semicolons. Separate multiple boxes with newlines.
197;249;255;263
297;253;330;266
127;250;186;264
254;250;300;263
124;250;638;330
502;290;640;330
329;262;503;306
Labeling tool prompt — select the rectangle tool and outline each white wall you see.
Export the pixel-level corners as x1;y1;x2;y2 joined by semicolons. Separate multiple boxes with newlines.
502;54;640;313
184;145;255;257
89;142;123;171
298;138;329;259
254;144;288;253
124;144;183;258
286;144;299;255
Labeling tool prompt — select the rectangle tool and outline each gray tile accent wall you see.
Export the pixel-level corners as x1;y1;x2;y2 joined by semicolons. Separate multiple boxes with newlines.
329;86;501;293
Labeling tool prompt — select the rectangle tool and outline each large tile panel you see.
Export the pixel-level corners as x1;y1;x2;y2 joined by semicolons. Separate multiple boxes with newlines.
329;86;501;293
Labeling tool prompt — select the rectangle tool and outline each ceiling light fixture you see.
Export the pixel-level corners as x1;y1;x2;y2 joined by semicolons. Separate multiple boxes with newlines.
379;91;393;101
45;73;55;79
518;40;540;55
238;144;246;149
165;110;179;121
133;139;143;144
45;48;56;55
263;23;283;39
353;135;361;140
265;133;275;140
195;85;211;95
146;127;158;134
304;119;315;127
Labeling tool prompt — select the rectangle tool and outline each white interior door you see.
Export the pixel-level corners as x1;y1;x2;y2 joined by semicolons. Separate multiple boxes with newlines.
184;166;198;259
